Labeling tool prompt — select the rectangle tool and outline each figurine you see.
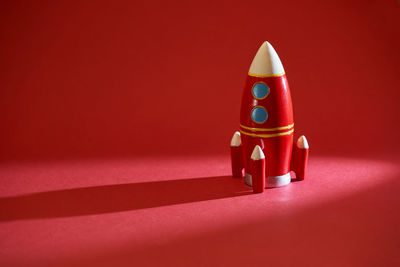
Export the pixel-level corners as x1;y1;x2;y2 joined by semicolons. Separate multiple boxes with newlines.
230;41;309;193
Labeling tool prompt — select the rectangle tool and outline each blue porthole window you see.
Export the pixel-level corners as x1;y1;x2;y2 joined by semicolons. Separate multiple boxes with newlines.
251;106;268;124
252;82;270;100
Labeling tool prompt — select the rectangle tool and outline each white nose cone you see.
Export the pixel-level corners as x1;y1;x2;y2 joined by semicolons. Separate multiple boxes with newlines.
230;131;242;147
251;145;265;160
297;135;309;149
248;41;285;77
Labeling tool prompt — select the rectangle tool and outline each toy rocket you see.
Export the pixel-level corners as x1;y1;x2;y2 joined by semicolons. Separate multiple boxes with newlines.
230;41;309;192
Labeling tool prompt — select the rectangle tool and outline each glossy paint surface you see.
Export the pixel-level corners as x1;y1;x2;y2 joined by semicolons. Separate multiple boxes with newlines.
240;75;293;129
251;158;266;193
230;146;243;177
240;74;294;177
292;144;309;180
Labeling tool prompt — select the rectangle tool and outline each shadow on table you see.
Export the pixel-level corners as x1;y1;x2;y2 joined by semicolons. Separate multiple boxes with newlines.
0;176;252;221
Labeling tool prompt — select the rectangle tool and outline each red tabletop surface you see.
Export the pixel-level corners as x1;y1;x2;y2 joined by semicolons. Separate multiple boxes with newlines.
1;1;399;266
1;156;400;266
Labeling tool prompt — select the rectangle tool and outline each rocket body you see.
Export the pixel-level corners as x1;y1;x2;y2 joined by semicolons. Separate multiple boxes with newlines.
240;74;294;187
230;41;308;189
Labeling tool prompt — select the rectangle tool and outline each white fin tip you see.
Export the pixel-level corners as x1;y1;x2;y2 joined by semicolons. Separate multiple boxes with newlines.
251;145;265;160
297;135;309;149
230;131;241;147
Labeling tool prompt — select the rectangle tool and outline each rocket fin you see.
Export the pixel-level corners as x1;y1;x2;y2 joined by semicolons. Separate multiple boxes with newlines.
291;135;309;180
230;131;243;177
250;145;265;193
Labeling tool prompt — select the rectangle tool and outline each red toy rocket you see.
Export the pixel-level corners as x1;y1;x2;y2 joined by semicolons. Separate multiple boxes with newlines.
230;41;309;191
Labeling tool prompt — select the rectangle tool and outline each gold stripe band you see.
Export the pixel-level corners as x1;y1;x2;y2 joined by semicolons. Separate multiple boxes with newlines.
239;128;294;138
240;123;294;132
248;71;285;78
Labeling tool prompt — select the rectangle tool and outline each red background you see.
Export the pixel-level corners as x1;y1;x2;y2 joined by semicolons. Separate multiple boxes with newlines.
1;1;399;266
1;0;399;159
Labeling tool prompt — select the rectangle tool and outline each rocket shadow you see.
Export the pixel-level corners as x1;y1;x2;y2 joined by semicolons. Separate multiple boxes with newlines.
0;176;252;222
